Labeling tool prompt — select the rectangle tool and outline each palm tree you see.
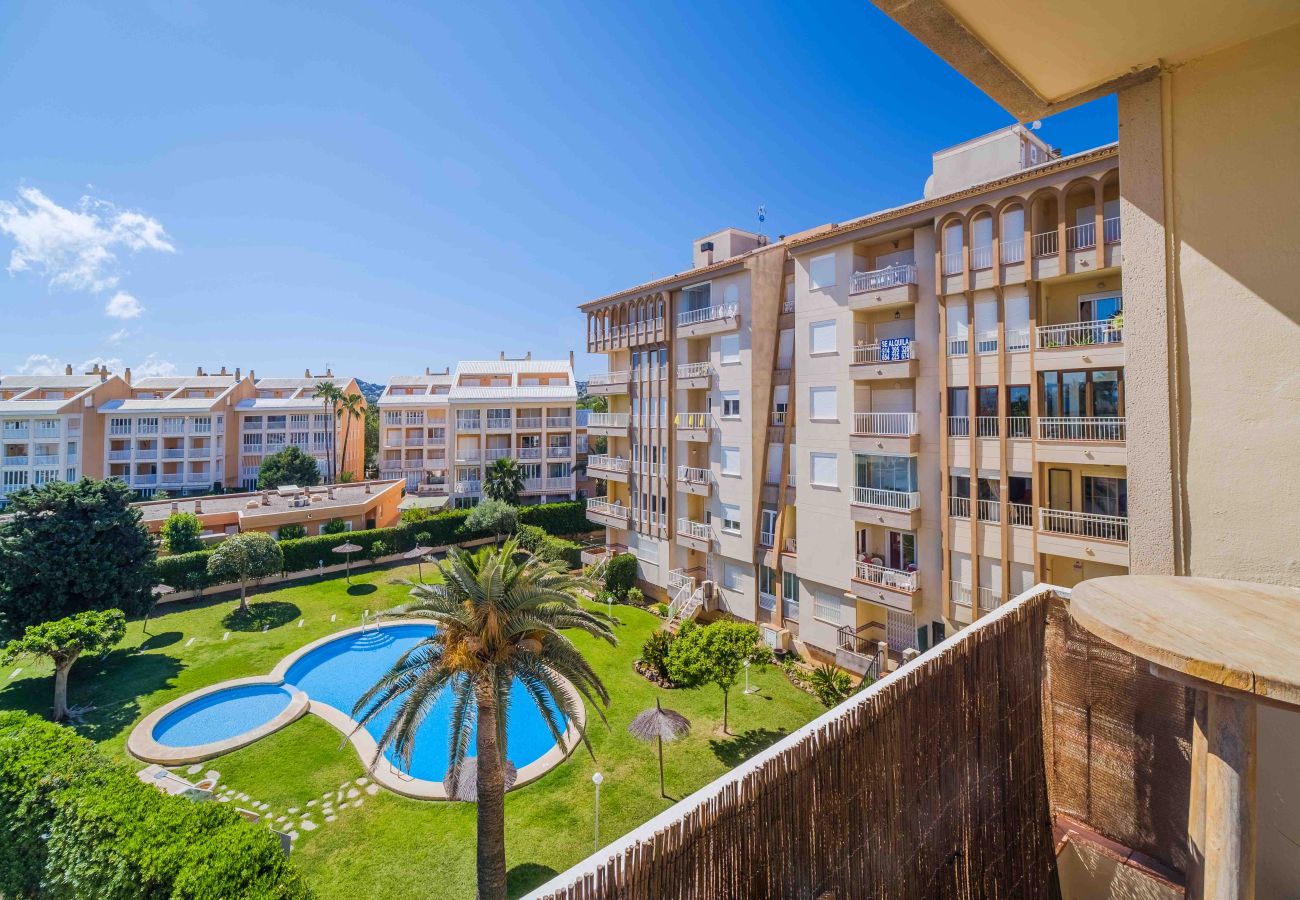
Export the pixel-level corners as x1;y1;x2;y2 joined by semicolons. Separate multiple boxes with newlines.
313;381;341;482
483;456;525;505
336;392;365;481
352;540;616;900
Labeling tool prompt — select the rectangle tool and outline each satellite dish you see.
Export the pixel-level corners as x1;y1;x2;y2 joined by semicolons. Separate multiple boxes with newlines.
1030;120;1042;130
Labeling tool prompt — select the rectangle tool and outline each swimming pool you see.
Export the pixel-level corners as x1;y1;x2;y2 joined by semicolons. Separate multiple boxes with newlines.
129;622;580;799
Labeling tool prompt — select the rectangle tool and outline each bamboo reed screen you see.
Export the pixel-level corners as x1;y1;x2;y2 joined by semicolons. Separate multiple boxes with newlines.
541;593;1060;899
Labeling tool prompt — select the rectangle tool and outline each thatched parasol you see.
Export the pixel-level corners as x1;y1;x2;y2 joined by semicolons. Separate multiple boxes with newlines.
332;542;363;583
404;545;433;582
446;756;519;802
143;583;176;634
628;696;691;798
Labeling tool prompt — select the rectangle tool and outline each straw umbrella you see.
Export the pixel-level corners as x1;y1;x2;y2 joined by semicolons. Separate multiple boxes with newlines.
143;583;175;635
331;542;363;583
404;545;433;583
447;756;518;802
628;696;691;798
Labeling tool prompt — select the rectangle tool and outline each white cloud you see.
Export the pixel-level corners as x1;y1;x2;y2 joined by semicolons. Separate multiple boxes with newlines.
105;291;144;319
77;355;124;374
12;352;176;378
107;327;132;344
0;187;174;293
134;353;177;377
16;353;64;376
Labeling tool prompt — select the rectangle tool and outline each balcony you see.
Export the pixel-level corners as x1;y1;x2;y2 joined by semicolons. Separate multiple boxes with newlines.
949;581;1003;625
133;474;158;486
587;454;630;482
516;447;543;461
486;418;512;432
159;472;185;487
949;495;970;519
1037;417;1126;465
543;476;574;492
31;454;59;466
405;436;426;447
1007;416;1031;439
587;371;630;395
1009;502;1033;527
675;517;712;553
455;449;482;463
1038;507;1130;567
516;416;543;430
850;486;921;530
185;473;212;486
484;448;511;462
546;416;573;429
1034;318;1124;369
586;497;630;528
850;411;919;454
2;456;29;467
108;425;131;436
676;465;712;496
850;340;917;381
547;445;572;459
676;303;739;338
676;412;715;443
586;413;629;437
849;561;919;613
135;448;158;460
848;264;918;311
455;480;482;494
675;362;713;390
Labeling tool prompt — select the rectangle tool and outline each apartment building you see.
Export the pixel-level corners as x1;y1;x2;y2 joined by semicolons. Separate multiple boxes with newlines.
234;371;367;490
378;354;582;507
0;365;131;507
582;125;1127;668
98;367;254;496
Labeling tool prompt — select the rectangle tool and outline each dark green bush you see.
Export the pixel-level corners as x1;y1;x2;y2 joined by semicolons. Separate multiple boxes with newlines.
0;711;311;899
514;524;582;570
320;518;349;535
515;501;598;537
639;629;676;682
368;540;388;561
603;552;638;600
154;549;214;590
277;523;307;541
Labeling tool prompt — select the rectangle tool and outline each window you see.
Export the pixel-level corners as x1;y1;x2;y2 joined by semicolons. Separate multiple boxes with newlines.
759;508;777;546
759;565;776;597
809;319;837;355
809;386;837;421
721;503;741;534
855;454;918;493
720;446;740;475
782;572;800;620
722;563;742;590
810;451;837;487
813;591;840;625
721;391;741;419
720;334;741;364
1083;476;1128;518
809;253;836;289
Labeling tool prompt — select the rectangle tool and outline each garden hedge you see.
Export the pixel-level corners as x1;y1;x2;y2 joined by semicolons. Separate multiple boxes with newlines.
0;711;311;899
150;502;598;588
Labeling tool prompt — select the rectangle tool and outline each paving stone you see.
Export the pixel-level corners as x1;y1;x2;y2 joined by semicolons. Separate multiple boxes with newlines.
217;796;230;803
365;784;380;795
300;820;318;831
205;770;220;782
325;815;336;823
287;807;299;815
306;799;317;807
186;764;203;775
356;777;369;786
345;788;359;799
275;815;287;824
335;791;344;803
351;799;364;808
287;831;298;841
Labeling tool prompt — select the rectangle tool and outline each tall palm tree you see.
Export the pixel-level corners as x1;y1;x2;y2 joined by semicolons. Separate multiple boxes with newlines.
483;456;525;505
336;392;365;481
352;540;615;900
313;380;341;482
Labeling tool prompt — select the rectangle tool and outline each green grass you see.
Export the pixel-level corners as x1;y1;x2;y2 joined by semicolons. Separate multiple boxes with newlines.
0;563;823;899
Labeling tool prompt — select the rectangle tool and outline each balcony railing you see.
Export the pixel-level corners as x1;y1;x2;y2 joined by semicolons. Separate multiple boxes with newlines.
677;302;737;327
486;419;512;432
677;412;715;431
108;450;132;461
852;486;920;511
1010;503;1033;527
949;496;970;519
941;251;963;276
975;416;999;437
677;465;710;485
516;446;542;460
951;580;973;613
1000;238;1025;264
947;335;968;356
853;341;915;365
853;561;918;593
1103;216;1121;244
484;448;511;461
975;330;999;355
1007;416;1031;439
676;517;711;541
849;263;917;294
546;417;573;429
947;415;969;437
547;446;572;458
587;497;629;520
977;499;1000;523
1032;230;1058;257
516;416;543;429
1037;417;1126;442
587;413;629;429
676;362;713;381
455;449;482;462
109;425;132;436
456;480;482;494
1036;319;1123;348
852;412;917;436
1006;328;1031;353
587;454;629;473
782;298;795;314
1065;222;1096;251
970;246;993;271
2;456;29;467
1039;508;1129;543
587;371;629;385
770;411;787;426
162;448;185;459
543;476;574;491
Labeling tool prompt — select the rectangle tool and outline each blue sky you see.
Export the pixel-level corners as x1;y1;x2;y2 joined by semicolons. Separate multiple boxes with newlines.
0;0;1117;382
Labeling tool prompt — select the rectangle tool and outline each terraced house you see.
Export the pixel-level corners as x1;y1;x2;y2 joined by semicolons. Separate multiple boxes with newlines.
582;123;1125;669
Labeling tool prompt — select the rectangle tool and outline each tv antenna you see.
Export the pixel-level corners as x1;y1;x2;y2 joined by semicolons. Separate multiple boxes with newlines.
757;203;767;237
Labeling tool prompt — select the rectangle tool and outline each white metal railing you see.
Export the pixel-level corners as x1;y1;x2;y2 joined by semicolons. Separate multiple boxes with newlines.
587;413;629;429
1006;416;1031;439
853;561;918;593
162;448;185;459
759;530;775;548
546;417;573;429
456;449;482;462
1037;417;1126;442
1006;328;1031;353
677;302;737;327
133;474;158;486
1066;222;1096;251
1000;238;1025;264
1032;230;1058;257
947;335;969;356
676;362;713;381
677;517;712;542
786;472;797;487
977;499;1001;523
1039;508;1129;543
1010;503;1033;527
108;450;132;461
1036;319;1123;348
970;246;993;270
543;476;573;491
951;581;973;613
949;496;970;519
587;497;628;520
587;454;628;473
516;417;543;429
405;436;426;446
456;480;483;494
853;341;915;365
135;449;158;459
2;456;29;467
849;263;918;294
547;446;572;458
978;586;1003;612
486;418;512;431
770;411;787;426
676;465;710;485
109;425;131;436
975;330;999;354
852;411;917;436
587;371;629;385
759;591;777;612
852;486;920;511
975;416;999;437
1103;216;1121;244
948;416;970;437
516;447;542;460
666;568;696;595
137;424;159;435
941;251;963;276
677;412;715;431
484;448;510;461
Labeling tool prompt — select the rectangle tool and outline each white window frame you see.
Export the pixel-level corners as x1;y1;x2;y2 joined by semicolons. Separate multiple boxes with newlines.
720;445;741;476
721;391;741;420
810;451;838;488
809;252;836;290
719;333;741;365
809;319;837;356
808;386;838;422
721;503;742;534
813;591;841;625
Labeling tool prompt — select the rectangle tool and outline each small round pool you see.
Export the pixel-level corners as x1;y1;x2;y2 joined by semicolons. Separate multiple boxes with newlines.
153;683;295;748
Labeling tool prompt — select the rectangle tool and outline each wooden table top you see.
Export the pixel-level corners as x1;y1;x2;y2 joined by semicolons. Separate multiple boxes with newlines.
1070;575;1300;707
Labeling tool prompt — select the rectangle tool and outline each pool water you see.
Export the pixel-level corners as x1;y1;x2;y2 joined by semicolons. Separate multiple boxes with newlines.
153;683;295;748
152;624;565;783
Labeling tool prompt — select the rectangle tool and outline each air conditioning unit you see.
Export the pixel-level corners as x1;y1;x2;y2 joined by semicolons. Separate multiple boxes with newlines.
761;624;791;654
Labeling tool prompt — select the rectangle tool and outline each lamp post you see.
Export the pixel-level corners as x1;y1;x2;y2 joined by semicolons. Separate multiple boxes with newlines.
592;771;604;850
743;658;759;695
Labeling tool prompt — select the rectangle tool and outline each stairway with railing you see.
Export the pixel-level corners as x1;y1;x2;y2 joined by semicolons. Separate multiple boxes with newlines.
664;570;707;629
835;622;886;679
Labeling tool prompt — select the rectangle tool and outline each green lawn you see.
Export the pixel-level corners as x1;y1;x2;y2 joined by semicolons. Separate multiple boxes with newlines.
0;563;823;899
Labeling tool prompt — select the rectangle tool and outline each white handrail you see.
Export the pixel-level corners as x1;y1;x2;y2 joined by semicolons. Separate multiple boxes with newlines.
1000;238;1025;264
975;330;999;355
676;465;710;484
970;245;993;270
1037;417;1126;442
975;416;999;437
941;251;963;276
949;496;970;518
1039;507;1128;542
587;454;629;473
852;341;915;365
1066;222;1096;251
1036;319;1123;348
677;412;715;430
587;413;630;428
586;497;629;520
1032;230;1058;257
849;263;918;294
852;412;917;436
677;302;737;327
676;362;713;381
852;486;920;511
676;517;711;541
1009;503;1033;527
1103;216;1121;244
587;371;629;385
947;415;969;437
976;499;1000;523
853;561;918;593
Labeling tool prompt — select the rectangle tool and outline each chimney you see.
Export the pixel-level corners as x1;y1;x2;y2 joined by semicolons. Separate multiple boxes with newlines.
219;366;228;376
569;350;575;369
196;366;204;376
64;364;73;375
499;351;506;361
170;501;179;514
194;499;203;514
425;367;431;376
326;367;332;377
249;369;255;382
124;367;132;384
305;368;311;378
364;482;372;494
261;490;270;507
327;486;336;500
234;368;241;381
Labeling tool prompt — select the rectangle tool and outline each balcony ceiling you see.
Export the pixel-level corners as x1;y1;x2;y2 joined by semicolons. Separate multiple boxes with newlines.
873;0;1300;117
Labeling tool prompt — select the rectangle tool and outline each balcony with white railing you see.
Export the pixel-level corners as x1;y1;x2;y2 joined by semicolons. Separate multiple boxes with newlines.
782;298;795;314
850;561;919;611
975;416;999;438
516;447;542;460
587;370;630;395
1103;216;1121;244
1066;222;1096;252
949;495;970;519
977;499;1000;523
484;448;511;462
2;456;29;467
587;454;630;478
851;339;918;381
108;449;132;462
1037;417;1126;443
162;448;186;460
970;245;993;271
1039;507;1129;544
677;302;738;331
675;517;712;551
852;411;917;437
848;265;919;310
950;580;974;621
516;416;543;430
676;465;712;495
455;448;482;463
947;335;969;357
851;485;921;528
586;412;630;434
109;424;132;436
1001;238;1025;265
546;416;573;429
543;476;575;492
547;445;572;458
975;330;999;355
586;497;629;524
1032;230;1058;258
455;480;483;494
1007;416;1032;439
677;412;715;441
941;251;963;276
1036;318;1123;351
948;415;970;438
676;362;714;386
1010;502;1033;527
852;486;920;512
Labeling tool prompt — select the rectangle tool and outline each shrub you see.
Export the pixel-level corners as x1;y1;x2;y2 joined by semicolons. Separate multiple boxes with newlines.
154;549;214;591
160;511;203;554
321;518;349;535
809;663;855;708
465;499;517;539
277;523;307;541
513;524;582;570
368;540;388;561
256;445;322;490
514;524;549;553
603;552;638;600
666;620;765;731
626;586;644;607
638;629;676;682
0;712;311;899
653;602;669;618
515;500;598;537
400;506;435;525
415;531;432;546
